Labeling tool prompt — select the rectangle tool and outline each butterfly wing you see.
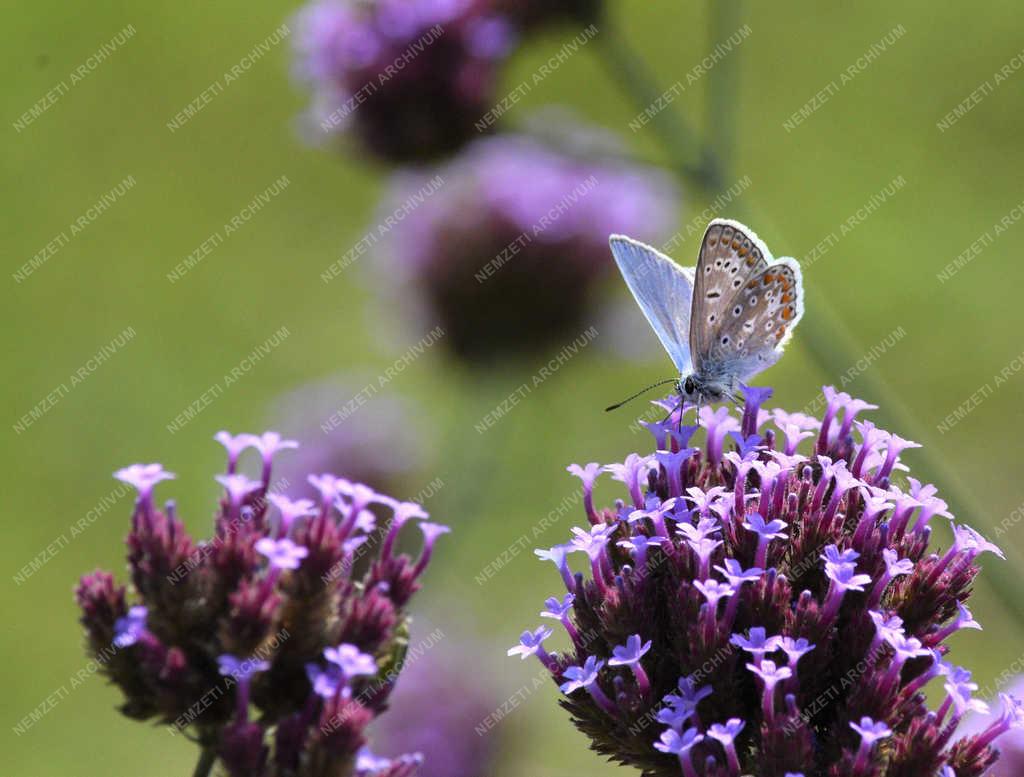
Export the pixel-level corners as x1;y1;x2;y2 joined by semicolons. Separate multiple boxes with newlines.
690;219;771;372
700;257;805;383
609;234;695;375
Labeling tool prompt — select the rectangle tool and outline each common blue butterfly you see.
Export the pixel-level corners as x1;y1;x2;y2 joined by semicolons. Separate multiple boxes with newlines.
607;219;804;409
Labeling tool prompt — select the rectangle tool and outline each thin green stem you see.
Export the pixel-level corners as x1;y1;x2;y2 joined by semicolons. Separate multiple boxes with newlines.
192;745;217;777
433;370;508;543
706;0;743;186
595;23;719;193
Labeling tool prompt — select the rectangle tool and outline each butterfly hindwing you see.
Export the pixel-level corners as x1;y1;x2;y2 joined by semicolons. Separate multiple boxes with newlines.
702;258;805;383
608;234;695;375
690;219;771;372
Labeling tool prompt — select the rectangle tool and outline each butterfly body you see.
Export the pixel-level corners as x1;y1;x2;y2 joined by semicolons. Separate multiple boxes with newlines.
678;371;740;405
609;219;803;408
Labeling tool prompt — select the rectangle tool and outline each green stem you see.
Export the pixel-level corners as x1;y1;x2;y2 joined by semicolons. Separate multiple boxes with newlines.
192;745;216;777
598;10;1024;626
705;0;743;188
595;23;719;193
432;370;508;542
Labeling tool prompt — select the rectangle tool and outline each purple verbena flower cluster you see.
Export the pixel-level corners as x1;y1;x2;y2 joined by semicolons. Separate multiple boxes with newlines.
510;386;1022;776
378;132;678;361
76;431;449;777
293;0;514;162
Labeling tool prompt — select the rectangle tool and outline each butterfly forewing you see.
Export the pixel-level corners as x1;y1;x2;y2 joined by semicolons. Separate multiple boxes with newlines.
608;235;695;375
690;220;770;372
702;259;804;383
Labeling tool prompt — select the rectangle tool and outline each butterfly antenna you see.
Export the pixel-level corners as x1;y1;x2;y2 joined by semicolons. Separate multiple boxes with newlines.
605;378;679;412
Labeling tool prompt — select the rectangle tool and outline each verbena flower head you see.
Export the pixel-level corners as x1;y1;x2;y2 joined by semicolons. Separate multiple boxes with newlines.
378;130;679;362
292;0;514;162
509;386;1021;776
76;432;449;777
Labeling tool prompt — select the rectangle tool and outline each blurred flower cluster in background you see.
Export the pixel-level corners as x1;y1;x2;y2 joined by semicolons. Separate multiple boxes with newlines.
291;0;681;367
293;0;515;163
375;130;678;361
268;376;427;494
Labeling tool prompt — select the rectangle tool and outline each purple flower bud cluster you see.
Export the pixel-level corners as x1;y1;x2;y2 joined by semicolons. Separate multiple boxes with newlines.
511;386;1022;776
293;0;515;163
377;132;678;362
76;431;449;777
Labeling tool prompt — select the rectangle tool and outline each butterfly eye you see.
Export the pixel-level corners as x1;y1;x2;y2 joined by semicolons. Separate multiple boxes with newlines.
683;376;696;395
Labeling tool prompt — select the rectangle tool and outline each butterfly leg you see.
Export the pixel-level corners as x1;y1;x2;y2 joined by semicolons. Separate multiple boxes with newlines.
660;400;683;433
656;395;686;447
658;384;684;426
659;405;675;426
730;377;744;406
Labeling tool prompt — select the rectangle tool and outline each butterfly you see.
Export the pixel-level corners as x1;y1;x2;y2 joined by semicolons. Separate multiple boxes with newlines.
607;218;804;411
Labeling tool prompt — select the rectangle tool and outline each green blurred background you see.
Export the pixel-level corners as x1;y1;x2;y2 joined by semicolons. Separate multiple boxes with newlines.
4;2;1024;775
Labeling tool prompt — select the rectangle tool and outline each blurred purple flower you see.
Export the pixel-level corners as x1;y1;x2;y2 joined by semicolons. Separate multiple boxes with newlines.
377;129;679;362
293;0;514;162
268;375;427;496
958;675;1024;776
369;624;501;777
